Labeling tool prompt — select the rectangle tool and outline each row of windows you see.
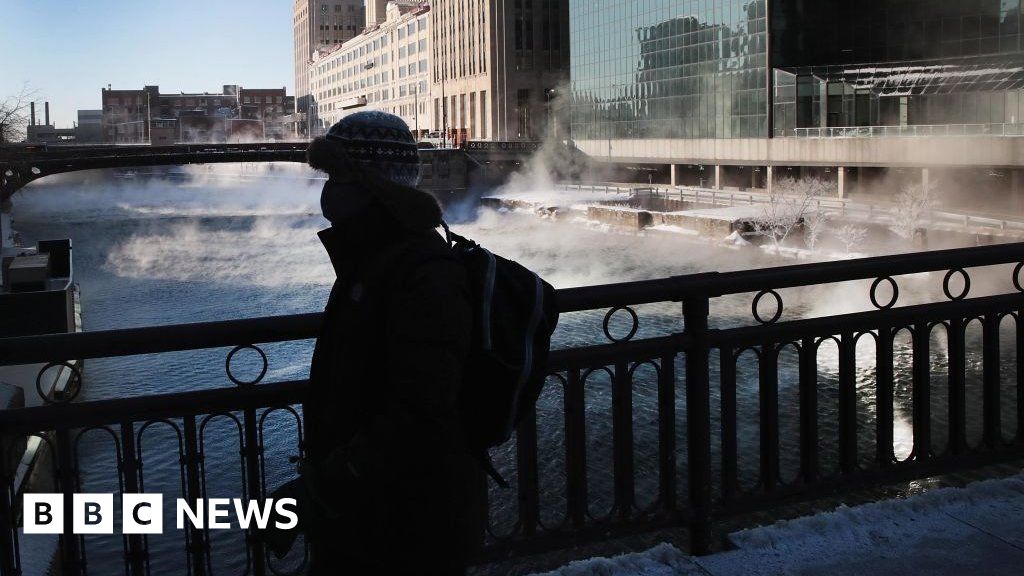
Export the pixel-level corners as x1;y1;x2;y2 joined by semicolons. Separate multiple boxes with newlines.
772;0;1024;66
432;0;489;81
105;95;283;106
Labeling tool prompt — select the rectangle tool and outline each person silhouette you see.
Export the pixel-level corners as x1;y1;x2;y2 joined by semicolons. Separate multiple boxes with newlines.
302;111;482;575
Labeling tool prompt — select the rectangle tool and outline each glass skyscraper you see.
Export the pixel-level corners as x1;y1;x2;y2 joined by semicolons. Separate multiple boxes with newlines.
570;0;1024;141
570;0;768;140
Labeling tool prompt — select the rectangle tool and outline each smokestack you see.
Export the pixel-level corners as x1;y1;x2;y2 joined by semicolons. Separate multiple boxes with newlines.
30;102;35;126
45;102;50;126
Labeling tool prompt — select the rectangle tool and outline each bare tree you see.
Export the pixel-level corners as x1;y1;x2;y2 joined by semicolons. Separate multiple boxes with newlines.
803;210;829;252
753;177;834;252
834;224;868;255
890;180;937;241
0;84;37;144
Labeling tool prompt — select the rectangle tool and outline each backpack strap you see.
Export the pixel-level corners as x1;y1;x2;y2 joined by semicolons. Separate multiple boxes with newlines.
474;451;510;489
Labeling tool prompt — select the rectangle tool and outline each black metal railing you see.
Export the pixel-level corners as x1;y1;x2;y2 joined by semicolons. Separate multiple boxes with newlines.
1;242;1024;575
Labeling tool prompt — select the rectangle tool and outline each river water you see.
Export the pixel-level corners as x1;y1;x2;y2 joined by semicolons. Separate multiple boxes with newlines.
13;165;1019;574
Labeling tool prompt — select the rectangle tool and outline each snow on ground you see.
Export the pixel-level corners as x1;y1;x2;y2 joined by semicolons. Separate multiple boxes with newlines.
670;205;765;222
529;543;704;576
647;224;700;236
530;473;1024;576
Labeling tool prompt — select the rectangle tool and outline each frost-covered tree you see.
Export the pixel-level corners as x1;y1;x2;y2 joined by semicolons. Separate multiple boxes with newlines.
890;180;937;241
753;177;834;251
803;210;829;252
835;224;868;255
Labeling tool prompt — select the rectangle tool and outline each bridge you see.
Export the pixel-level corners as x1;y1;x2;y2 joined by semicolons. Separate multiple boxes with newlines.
1;241;1023;574
0;141;546;202
0;143;309;202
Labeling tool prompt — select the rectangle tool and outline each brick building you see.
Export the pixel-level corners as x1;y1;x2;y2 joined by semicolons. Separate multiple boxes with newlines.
101;85;294;144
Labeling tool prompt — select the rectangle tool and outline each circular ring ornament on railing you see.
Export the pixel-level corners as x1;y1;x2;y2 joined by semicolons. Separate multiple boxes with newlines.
751;289;783;325
225;344;268;387
942;268;971;301
1013;262;1024;292
35;361;83;404
869;276;899;310
602;306;639;343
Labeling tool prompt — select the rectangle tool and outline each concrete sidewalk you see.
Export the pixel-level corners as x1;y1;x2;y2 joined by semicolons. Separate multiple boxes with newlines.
533;473;1024;576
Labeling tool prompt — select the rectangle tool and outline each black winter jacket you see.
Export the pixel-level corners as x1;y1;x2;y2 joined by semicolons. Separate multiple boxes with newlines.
305;179;482;575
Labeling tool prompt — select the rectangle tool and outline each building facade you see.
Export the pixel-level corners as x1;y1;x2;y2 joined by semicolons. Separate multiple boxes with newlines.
569;0;1024;202
75;110;103;143
101;85;294;144
309;2;432;137
293;0;366;135
431;0;570;143
308;0;571;144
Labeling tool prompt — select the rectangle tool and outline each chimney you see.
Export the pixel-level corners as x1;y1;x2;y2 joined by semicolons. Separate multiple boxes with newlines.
30;102;36;126
45;102;50;126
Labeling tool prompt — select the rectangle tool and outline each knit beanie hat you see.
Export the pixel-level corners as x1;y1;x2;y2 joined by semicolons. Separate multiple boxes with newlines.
306;111;421;187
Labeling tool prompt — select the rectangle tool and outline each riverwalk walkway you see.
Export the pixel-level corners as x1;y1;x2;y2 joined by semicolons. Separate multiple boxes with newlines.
534;472;1024;576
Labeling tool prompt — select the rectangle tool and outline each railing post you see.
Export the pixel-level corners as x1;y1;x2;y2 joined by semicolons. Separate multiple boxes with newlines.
119;423;148;576
55;429;82;576
982;314;1002;448
515;409;540;536
683;295;713;555
838;332;858;474
657;353;677;514
912;324;931;461
182;416;207;576
876;326;895;467
0;438;18;576
564;369;587;529
1017;312;1024;444
759;342;780;491
242;408;266;576
948;318;967;455
798;338;819;484
612;361;634;520
718;348;738;508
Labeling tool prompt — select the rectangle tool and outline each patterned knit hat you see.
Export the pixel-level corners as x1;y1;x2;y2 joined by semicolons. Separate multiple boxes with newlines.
311;111;421;187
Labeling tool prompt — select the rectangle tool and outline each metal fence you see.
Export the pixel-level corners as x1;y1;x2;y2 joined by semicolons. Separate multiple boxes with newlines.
792;123;1024;138
1;242;1024;575
638;185;1024;238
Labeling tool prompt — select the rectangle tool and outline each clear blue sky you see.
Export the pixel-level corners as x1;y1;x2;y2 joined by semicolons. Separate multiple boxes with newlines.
1;0;295;128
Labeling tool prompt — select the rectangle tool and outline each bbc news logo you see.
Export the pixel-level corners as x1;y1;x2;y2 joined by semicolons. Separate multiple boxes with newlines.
24;494;298;534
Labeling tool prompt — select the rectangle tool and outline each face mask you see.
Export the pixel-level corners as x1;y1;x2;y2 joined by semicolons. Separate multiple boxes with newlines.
320;180;372;225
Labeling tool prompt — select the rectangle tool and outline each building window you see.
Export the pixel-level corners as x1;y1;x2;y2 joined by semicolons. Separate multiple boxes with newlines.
517;89;530;139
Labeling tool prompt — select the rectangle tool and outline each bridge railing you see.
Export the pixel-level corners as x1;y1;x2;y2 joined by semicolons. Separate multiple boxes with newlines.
1;242;1024;574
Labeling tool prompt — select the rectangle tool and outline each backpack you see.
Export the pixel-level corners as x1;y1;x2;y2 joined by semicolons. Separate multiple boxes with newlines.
442;223;560;484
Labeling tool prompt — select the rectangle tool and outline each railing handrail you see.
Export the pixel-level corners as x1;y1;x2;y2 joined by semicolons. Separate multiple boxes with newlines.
4;241;1024;366
791;122;1024;138
621;184;1024;236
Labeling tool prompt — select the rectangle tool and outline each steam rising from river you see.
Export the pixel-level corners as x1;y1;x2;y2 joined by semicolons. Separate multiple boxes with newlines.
15;163;777;292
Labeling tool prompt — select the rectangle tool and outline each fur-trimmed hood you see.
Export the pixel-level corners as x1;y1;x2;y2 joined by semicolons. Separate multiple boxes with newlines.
308;136;441;232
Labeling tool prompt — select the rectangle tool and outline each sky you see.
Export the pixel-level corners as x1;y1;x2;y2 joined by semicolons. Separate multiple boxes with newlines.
1;0;295;128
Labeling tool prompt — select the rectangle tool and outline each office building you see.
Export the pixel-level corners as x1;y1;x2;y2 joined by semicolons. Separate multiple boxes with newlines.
569;0;1024;204
309;2;432;137
293;0;367;135
309;0;571;144
431;0;570;143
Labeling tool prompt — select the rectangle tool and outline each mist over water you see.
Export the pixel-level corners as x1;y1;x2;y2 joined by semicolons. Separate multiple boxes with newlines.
11;165;1020;573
